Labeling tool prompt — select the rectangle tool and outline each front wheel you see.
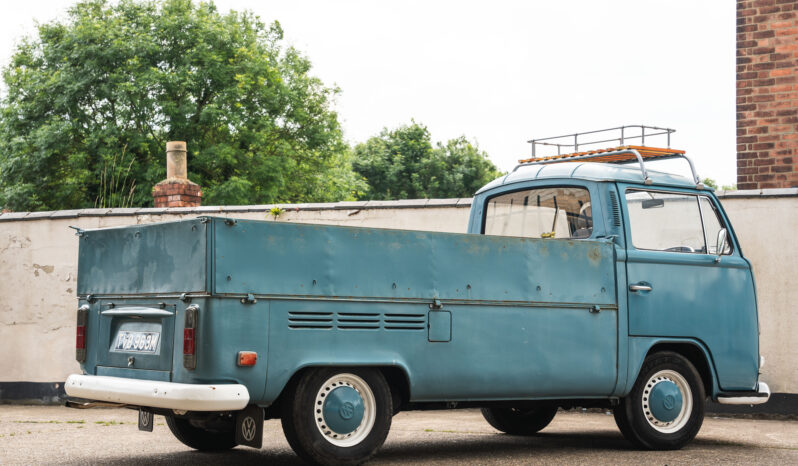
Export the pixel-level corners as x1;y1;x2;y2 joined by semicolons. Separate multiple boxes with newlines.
281;368;392;465
614;351;705;450
481;403;558;435
165;415;236;451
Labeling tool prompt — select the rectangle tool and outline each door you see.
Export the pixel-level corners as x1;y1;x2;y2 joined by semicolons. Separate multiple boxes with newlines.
621;186;758;391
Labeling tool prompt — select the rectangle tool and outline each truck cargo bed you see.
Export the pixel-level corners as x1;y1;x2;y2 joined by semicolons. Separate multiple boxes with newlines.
78;217;617;308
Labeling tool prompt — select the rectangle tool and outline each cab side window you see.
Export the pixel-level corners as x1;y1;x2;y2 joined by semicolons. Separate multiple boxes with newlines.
699;196;732;255
484;187;592;239
625;190;705;253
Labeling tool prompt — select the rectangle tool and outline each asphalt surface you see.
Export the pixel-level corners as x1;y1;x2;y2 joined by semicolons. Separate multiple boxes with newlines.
1;406;796;464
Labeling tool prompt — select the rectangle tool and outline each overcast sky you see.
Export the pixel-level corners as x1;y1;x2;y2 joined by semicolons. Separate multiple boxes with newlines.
0;0;737;185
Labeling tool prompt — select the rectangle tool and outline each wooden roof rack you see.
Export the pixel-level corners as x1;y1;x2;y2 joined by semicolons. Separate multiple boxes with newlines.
514;126;701;187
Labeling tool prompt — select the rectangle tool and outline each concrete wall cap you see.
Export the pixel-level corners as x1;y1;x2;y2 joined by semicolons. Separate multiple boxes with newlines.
0;212;31;220
103;208;144;216
24;211;55;219
426;198;462;207
160;207;196;214
718;188;798;198
136;208;170;215
0;198;480;222
50;209;86;219
332;201;370;209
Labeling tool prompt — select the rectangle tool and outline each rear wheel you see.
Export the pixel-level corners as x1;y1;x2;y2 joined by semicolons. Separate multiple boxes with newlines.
481;403;558;435
281;368;392;465
614;351;705;450
165;415;236;451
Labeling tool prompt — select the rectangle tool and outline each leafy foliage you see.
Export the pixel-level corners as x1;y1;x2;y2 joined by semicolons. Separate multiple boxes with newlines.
352;122;503;200
0;0;362;210
702;177;736;192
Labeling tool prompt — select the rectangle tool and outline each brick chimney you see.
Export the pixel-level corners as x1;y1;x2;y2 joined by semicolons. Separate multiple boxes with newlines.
736;0;798;189
152;141;202;207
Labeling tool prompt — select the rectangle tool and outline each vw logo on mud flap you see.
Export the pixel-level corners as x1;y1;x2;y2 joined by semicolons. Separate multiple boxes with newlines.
242;416;257;442
139;410;151;427
339;402;355;420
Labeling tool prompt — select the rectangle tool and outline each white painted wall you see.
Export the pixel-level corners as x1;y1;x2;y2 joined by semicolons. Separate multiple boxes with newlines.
0;193;795;394
719;194;798;394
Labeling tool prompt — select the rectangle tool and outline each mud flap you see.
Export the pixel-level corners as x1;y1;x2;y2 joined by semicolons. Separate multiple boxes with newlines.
138;408;154;432
235;404;263;448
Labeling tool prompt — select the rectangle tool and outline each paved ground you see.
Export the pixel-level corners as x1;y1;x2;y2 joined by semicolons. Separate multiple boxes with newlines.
1;406;796;464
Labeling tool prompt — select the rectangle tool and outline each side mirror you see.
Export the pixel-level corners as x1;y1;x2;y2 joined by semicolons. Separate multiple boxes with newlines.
715;228;728;263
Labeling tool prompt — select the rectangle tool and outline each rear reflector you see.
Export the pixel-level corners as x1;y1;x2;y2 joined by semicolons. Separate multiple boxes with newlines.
238;351;257;367
76;326;86;349
183;328;195;355
183;305;199;370
76;305;89;362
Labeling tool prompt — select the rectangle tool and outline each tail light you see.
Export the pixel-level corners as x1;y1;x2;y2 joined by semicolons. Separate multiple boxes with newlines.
183;305;199;370
76;304;89;362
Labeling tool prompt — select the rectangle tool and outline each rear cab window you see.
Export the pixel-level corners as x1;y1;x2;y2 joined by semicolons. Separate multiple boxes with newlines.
624;189;731;254
483;186;593;239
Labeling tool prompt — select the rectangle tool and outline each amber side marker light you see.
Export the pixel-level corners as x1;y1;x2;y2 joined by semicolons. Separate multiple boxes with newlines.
238;351;257;367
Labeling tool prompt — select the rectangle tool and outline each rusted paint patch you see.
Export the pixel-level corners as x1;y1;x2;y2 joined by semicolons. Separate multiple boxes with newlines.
587;246;603;266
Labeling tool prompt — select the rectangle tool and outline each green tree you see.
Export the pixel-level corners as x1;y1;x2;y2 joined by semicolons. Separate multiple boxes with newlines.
701;177;736;191
352;122;502;200
0;0;363;211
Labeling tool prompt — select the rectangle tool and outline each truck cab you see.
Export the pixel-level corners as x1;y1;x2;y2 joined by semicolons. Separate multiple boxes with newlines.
66;127;769;464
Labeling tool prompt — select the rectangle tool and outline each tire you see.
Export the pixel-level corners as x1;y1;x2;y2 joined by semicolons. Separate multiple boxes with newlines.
281;368;392;465
612;402;635;442
614;351;705;450
481;403;558;435
165;415;236;451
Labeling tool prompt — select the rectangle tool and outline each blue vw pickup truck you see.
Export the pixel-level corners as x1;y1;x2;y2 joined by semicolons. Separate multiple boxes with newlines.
66;136;769;464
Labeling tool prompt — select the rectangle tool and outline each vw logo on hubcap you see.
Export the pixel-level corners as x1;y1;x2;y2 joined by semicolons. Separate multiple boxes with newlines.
339;401;355;419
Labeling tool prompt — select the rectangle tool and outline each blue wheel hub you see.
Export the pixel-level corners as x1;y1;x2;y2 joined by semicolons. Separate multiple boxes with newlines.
322;386;364;434
648;380;683;423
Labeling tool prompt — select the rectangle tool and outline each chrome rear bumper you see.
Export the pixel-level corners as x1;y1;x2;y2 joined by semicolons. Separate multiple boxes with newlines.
65;374;249;411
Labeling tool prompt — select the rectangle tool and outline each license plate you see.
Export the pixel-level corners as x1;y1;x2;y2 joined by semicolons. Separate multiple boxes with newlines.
113;331;160;353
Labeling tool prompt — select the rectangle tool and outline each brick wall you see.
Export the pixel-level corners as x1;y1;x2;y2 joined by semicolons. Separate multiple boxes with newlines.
737;0;798;190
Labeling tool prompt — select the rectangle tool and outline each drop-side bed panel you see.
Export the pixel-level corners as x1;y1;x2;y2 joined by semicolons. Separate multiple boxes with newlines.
213;219;617;307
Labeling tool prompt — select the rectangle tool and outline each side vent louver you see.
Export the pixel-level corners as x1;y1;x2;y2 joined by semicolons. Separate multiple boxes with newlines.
337;312;380;330
383;313;426;331
288;311;333;329
608;191;622;227
288;311;426;331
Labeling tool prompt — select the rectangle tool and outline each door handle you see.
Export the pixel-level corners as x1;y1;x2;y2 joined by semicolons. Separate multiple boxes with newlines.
629;283;652;292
